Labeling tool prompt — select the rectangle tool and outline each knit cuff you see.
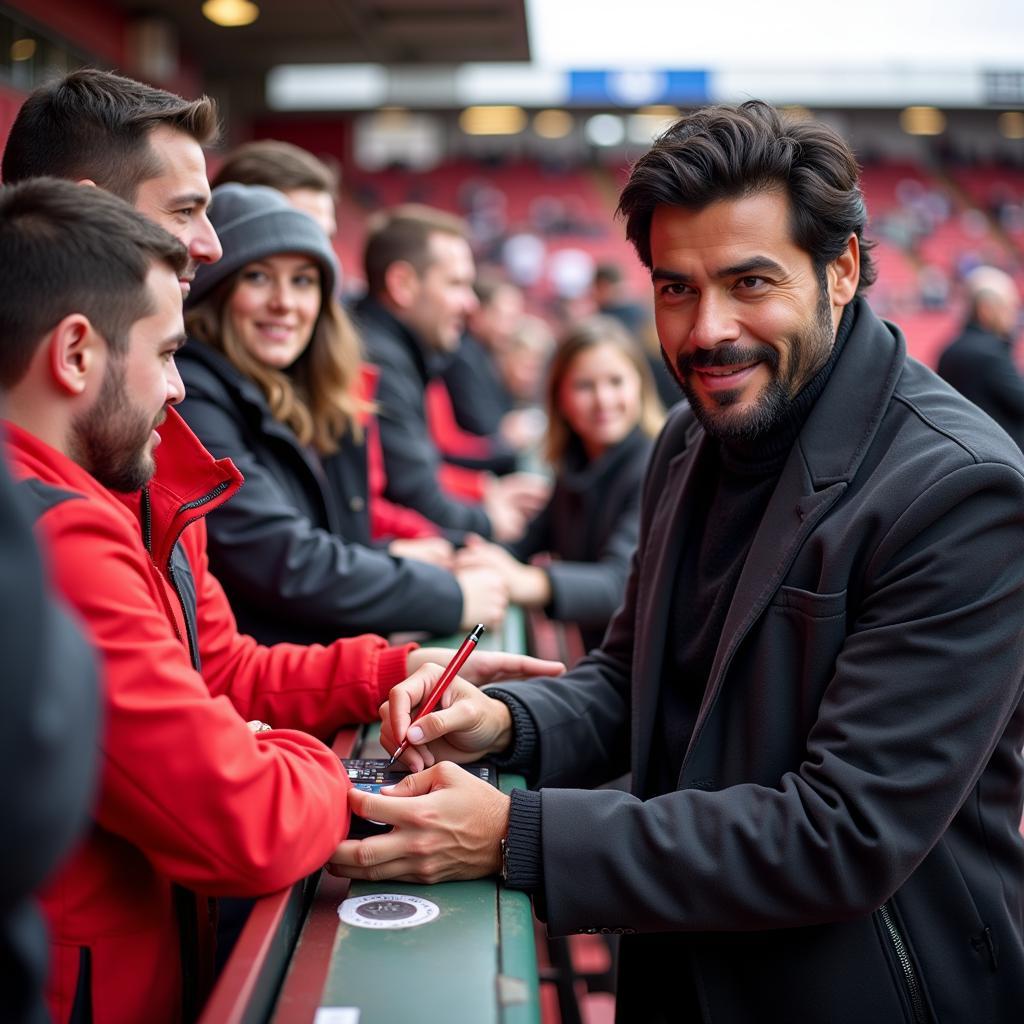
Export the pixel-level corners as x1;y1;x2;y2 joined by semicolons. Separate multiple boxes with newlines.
483;687;539;778
374;642;419;702
504;787;543;893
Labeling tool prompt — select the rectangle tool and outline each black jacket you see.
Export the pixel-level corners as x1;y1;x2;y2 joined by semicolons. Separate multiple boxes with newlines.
355;298;493;538
494;299;1024;1023
937;321;1024;450
0;450;99;1024
176;342;463;644
510;428;650;650
442;332;513;436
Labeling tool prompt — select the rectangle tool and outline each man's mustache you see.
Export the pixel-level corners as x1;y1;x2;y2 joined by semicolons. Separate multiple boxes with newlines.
677;344;780;374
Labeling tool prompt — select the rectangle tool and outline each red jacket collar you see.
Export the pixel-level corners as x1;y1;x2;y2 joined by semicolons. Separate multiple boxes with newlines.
4;408;242;566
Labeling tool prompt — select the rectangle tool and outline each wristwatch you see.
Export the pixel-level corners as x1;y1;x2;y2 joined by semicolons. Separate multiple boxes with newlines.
499;836;510;883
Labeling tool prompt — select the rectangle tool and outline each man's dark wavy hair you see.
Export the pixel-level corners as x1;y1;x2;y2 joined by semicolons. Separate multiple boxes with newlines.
618;100;876;294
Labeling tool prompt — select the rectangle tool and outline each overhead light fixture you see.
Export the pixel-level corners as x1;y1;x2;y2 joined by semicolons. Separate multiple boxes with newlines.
202;0;260;28
459;106;527;136
10;38;37;62
998;111;1024;140
533;109;573;139
899;106;945;136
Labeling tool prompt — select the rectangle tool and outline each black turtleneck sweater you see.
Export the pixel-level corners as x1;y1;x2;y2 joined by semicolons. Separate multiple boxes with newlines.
647;305;855;795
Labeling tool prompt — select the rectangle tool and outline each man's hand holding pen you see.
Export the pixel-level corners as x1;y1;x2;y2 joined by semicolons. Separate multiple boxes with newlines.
327;644;560;883
381;661;514;771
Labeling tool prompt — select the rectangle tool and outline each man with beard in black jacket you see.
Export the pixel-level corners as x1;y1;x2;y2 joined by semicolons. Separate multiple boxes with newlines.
331;102;1024;1024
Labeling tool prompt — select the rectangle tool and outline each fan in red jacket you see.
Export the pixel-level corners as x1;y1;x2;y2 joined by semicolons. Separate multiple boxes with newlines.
0;179;561;1024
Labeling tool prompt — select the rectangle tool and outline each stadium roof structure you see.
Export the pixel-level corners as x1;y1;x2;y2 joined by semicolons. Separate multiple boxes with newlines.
108;0;531;73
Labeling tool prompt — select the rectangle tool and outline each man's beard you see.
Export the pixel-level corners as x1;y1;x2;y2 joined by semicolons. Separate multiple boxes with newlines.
70;360;164;492
666;283;835;442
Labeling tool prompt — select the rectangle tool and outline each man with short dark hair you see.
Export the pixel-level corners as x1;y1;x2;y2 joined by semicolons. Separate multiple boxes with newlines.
938;265;1024;449
0;179;560;1024
331;102;1024;1023
2;67;222;294
356;205;548;541
212;138;339;237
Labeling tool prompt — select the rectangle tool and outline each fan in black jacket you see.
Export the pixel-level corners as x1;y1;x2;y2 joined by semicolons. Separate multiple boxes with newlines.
937;265;1024;451
179;184;507;643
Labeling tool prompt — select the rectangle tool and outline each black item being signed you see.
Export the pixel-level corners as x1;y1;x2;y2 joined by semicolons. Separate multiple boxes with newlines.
341;758;498;837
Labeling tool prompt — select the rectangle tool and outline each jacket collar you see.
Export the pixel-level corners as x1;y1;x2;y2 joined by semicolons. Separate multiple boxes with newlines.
795;298;906;488
178;339;262;407
4;408;242;570
355;296;452;380
560;426;649;492
177;340;303;451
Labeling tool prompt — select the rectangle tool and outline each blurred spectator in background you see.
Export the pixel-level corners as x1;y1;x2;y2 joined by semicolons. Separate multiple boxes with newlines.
440;272;547;459
180;184;506;639
496;314;556;411
918;263;951;310
458;317;664;650
591;260;679;409
937;266;1024;449
355;205;548;542
548;246;596;307
212;138;339;239
444;273;522;437
591;261;648;334
501;227;547;289
0;441;99;1024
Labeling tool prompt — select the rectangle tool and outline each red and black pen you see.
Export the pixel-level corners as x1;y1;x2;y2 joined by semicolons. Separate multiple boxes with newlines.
386;623;486;768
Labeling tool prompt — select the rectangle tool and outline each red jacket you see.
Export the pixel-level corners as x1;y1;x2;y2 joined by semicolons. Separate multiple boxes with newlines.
425;378;490;502
5;410;413;1024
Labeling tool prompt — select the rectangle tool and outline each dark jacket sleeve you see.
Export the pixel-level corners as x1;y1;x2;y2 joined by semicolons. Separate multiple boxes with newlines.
371;350;494;538
178;387;464;638
0;455;100;1022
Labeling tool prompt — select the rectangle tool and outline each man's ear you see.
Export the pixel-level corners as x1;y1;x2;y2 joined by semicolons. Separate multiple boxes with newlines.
48;315;103;396
76;179;98;189
828;234;860;309
383;260;420;310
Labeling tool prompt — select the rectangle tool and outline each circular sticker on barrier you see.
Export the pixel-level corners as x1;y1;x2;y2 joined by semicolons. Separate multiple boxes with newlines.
338;894;440;929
